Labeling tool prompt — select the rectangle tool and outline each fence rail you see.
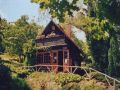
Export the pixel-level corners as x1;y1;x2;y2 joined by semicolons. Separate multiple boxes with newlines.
21;64;120;90
2;58;120;89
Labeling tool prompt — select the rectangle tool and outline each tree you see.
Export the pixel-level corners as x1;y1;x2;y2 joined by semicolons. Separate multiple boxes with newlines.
108;26;120;76
2;15;42;62
107;0;120;25
32;0;81;21
0;18;6;53
0;32;4;53
63;13;111;72
32;0;120;75
108;37;117;76
85;0;120;25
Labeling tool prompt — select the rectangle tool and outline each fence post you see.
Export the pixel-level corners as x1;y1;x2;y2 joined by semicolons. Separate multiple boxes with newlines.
113;79;116;90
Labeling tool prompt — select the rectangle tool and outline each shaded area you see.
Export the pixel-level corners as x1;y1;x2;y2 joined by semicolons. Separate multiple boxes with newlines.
0;59;30;90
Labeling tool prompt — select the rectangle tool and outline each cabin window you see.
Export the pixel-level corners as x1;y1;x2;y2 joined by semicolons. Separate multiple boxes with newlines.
64;51;69;64
44;53;50;63
53;52;57;63
52;25;55;30
64;51;68;59
38;53;50;64
38;53;43;63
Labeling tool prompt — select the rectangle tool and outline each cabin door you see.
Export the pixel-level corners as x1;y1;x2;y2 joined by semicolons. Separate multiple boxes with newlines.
63;50;69;72
51;50;58;72
58;51;63;71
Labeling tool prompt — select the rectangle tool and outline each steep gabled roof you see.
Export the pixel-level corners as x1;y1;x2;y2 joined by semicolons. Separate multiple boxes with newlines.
39;20;83;53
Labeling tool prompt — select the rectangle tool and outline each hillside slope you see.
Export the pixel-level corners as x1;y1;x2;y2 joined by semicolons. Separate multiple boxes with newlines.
0;57;120;90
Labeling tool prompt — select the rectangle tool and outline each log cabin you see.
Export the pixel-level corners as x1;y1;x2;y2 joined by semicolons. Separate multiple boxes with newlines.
35;20;84;72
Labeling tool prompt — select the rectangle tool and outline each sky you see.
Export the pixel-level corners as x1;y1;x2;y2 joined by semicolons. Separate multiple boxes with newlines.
0;0;51;26
72;26;86;41
0;0;86;41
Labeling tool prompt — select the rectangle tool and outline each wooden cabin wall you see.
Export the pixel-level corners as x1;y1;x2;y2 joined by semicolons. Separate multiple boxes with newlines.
36;20;84;67
36;36;66;47
65;38;82;66
70;48;81;66
43;23;64;36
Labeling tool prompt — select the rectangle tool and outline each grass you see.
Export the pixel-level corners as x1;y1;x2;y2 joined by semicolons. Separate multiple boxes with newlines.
0;53;18;61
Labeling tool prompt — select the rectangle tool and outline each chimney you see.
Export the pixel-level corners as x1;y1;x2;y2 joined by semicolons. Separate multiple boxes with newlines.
64;24;72;38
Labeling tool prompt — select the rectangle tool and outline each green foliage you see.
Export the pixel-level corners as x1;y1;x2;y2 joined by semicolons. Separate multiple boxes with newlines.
89;72;106;82
55;72;82;86
26;72;82;90
62;82;80;90
26;72;61;90
1;59;30;78
0;18;5;53
107;26;120;76
73;35;89;54
65;13;111;71
85;0;120;25
62;80;106;90
0;32;5;53
26;72;107;90
107;0;120;25
90;39;109;71
1;15;42;62
24;48;36;65
66;13;111;40
32;0;80;22
108;37;117;76
80;80;105;90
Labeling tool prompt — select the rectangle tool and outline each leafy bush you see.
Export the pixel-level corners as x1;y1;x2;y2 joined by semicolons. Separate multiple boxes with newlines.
55;72;82;86
62;82;80;90
80;80;106;90
24;49;36;66
89;72;106;82
26;72;61;90
26;72;82;90
3;62;30;78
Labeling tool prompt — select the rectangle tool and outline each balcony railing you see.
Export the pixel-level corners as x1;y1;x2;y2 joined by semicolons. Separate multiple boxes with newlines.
36;35;66;46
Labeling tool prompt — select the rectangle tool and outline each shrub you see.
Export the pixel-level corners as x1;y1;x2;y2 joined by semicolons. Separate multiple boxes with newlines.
26;72;107;90
55;72;82;86
24;49;36;66
80;80;106;90
3;62;30;78
26;72;61;90
26;72;82;90
89;72;106;82
62;82;80;90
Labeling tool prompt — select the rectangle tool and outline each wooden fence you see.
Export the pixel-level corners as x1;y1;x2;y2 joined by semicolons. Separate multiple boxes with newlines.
21;64;120;90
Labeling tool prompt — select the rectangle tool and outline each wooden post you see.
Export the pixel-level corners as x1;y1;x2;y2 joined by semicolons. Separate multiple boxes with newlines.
113;80;116;90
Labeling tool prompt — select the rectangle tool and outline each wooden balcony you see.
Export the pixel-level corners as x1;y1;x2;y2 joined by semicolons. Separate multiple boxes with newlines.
35;35;66;47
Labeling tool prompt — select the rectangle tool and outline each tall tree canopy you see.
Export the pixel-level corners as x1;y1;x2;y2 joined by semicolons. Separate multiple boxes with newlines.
0;18;7;53
1;15;43;62
32;0;82;21
85;0;120;24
